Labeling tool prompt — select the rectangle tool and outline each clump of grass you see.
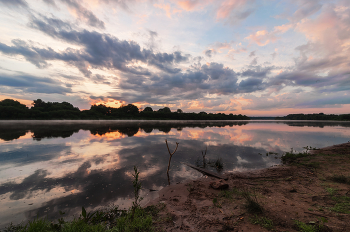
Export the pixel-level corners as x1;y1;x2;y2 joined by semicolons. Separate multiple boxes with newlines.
207;157;224;172
6;218;52;232
214;158;223;170
213;197;222;208
281;151;309;164
330;174;349;184
218;189;234;200
331;202;350;214
241;188;264;214
250;215;274;230
330;195;350;214
326;187;337;196
294;217;328;232
61;219;106;232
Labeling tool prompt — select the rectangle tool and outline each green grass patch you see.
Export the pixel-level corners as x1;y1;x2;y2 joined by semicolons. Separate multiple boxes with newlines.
218;189;234;200
331;202;350;214
294;218;328;232
326;187;337;195
281;152;310;164
250;215;274;230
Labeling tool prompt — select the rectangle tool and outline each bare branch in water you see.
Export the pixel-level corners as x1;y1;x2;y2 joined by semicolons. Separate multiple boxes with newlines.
165;139;179;185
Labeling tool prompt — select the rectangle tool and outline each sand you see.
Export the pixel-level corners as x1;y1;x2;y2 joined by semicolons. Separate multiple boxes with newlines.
148;142;350;232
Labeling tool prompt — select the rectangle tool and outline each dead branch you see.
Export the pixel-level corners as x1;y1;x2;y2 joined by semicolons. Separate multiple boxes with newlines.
165;139;179;185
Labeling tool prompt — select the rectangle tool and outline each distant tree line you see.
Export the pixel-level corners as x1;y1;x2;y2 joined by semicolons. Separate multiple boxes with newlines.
275;113;350;121
0;99;250;120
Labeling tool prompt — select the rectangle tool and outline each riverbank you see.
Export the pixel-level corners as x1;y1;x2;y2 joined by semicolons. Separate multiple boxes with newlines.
149;142;350;231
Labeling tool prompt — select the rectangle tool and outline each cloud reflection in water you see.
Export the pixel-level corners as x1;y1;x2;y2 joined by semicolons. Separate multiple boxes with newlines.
0;120;349;228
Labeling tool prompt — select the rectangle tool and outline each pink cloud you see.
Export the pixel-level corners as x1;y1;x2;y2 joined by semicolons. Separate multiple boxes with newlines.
245;23;293;46
216;0;250;19
176;0;211;11
294;4;350;71
154;3;174;18
245;30;276;46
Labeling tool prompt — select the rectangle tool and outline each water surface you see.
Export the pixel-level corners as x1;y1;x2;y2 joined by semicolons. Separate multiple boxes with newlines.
0;120;349;228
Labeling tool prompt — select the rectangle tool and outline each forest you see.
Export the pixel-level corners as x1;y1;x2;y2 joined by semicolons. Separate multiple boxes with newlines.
0;99;250;120
275;113;350;121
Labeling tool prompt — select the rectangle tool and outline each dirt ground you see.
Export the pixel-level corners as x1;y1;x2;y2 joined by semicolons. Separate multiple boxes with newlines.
148;142;350;232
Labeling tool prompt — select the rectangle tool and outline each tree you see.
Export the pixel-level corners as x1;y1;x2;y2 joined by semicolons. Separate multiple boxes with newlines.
121;104;139;114
0;99;27;108
161;107;171;113
32;99;45;108
143;107;153;112
176;109;183;113
90;104;111;116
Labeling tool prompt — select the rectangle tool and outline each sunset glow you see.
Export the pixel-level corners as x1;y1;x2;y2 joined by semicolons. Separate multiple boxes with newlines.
0;0;349;116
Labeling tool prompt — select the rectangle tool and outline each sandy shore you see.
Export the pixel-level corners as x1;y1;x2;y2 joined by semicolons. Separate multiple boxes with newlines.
148;142;350;231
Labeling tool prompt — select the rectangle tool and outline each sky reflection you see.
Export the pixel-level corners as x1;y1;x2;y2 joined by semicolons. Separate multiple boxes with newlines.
0;120;349;228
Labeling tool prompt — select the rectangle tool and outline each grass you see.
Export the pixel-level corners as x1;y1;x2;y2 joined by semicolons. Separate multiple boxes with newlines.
281;151;310;164
241;189;264;214
294;217;328;232
325;187;337;195
330;174;349;184
213;197;222;208
218;189;234;200
250;215;274;230
3;166;157;232
330;195;350;214
331;202;350;214
217;187;264;214
294;220;319;232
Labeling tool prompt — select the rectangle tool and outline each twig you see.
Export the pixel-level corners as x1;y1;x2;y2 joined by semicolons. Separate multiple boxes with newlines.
165;139;179;185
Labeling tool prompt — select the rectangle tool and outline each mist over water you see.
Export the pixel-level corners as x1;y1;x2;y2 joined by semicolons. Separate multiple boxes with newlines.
0;120;349;228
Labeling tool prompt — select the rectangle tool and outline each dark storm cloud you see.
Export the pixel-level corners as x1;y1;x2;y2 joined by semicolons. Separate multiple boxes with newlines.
26;15;189;76
118;62;239;98
239;78;264;93
117;62;272;103
241;67;272;78
0;73;72;94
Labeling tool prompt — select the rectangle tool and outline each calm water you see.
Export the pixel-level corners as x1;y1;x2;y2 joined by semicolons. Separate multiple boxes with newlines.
0;120;349;228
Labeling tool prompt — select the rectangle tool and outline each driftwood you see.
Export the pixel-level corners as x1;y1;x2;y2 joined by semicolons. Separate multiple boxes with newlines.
184;163;228;180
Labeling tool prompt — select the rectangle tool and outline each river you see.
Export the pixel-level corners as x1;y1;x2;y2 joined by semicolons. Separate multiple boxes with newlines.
0;120;349;228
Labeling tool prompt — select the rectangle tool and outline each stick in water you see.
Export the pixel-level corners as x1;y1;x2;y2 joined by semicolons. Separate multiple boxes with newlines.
165;139;179;185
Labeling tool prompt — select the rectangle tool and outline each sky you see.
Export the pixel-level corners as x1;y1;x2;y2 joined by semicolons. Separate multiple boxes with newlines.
0;0;349;116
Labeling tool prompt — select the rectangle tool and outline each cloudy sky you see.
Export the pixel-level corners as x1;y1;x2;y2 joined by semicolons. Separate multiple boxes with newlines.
0;0;349;116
